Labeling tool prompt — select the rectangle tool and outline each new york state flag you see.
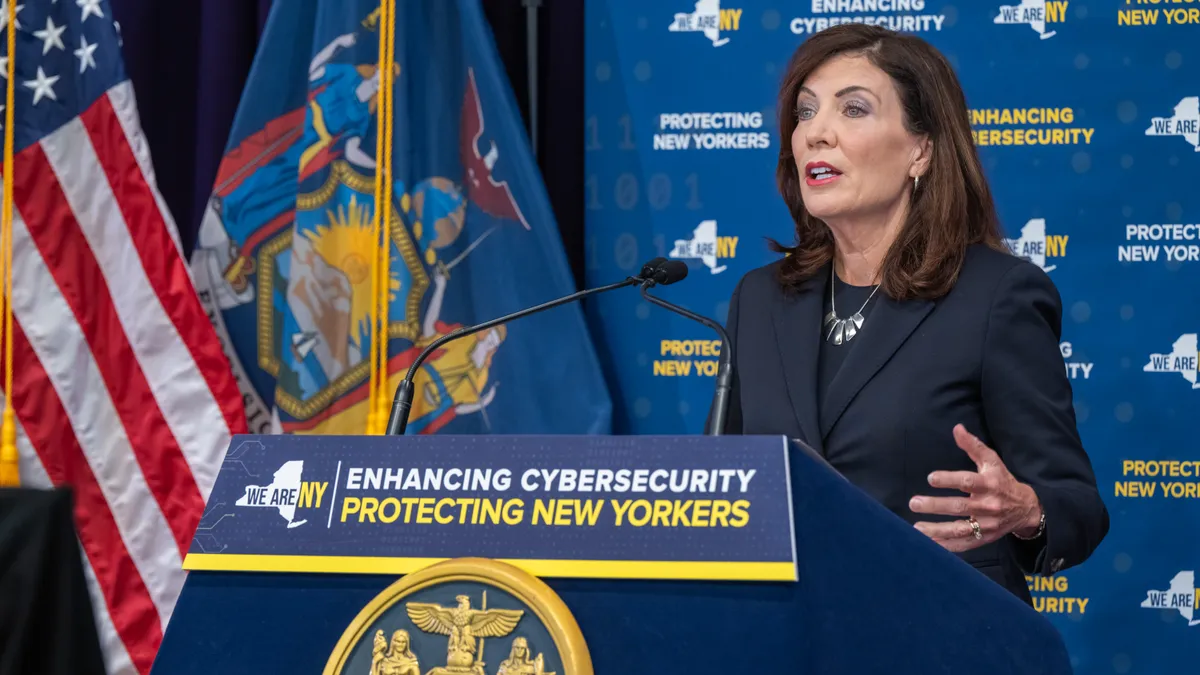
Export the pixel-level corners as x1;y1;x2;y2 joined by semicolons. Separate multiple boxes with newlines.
191;0;611;435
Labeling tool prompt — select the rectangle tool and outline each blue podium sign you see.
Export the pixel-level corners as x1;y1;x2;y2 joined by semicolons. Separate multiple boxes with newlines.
183;435;797;581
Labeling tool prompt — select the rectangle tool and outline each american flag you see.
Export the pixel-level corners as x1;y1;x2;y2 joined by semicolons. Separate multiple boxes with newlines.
2;1;247;673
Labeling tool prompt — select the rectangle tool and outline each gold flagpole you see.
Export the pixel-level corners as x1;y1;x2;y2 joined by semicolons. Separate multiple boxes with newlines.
366;0;391;434
0;0;19;486
374;0;396;432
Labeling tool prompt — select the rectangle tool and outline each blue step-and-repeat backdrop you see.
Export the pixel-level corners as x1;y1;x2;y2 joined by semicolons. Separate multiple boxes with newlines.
584;1;1197;672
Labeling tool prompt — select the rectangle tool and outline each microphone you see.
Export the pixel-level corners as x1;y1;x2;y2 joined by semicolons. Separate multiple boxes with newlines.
639;256;668;280
638;260;734;436
646;259;689;286
384;260;661;436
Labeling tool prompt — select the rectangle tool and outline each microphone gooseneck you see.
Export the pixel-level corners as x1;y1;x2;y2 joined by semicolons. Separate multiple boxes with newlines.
384;262;663;436
638;268;734;436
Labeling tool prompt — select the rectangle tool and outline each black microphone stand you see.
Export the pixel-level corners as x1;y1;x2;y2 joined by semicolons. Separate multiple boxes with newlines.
638;280;734;436
384;276;642;436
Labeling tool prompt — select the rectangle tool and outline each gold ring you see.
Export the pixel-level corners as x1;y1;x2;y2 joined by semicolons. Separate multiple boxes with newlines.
968;517;982;540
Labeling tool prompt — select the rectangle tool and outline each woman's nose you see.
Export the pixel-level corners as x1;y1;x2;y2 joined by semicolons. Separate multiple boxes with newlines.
804;109;835;148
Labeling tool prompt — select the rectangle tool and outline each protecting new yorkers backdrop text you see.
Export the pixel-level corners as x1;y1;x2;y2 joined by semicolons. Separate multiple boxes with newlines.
584;1;1198;673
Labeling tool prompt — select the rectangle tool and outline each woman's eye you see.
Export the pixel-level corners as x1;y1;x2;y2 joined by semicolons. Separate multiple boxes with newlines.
844;102;868;117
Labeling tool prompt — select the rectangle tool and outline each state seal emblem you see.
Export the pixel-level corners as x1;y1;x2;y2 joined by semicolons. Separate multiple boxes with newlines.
323;558;592;675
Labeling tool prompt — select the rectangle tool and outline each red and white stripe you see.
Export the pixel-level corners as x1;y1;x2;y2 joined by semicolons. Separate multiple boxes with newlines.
5;83;247;674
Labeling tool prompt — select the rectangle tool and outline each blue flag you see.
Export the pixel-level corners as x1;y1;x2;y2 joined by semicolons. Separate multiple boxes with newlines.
191;0;611;435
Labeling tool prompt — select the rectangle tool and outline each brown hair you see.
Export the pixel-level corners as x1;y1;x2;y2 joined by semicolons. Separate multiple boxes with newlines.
771;24;1006;300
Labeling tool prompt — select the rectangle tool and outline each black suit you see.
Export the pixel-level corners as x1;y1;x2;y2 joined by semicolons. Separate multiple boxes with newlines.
719;243;1108;603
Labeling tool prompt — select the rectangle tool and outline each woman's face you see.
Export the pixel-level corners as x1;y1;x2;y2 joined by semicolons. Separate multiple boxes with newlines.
790;54;929;224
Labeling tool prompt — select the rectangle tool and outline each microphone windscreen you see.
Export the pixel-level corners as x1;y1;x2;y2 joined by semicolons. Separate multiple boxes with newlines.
655;260;689;285
640;257;668;279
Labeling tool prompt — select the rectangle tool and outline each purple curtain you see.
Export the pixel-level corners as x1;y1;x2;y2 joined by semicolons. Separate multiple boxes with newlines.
109;0;584;286
109;0;273;257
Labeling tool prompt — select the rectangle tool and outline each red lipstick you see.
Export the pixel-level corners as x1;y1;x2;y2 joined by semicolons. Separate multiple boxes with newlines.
804;161;842;187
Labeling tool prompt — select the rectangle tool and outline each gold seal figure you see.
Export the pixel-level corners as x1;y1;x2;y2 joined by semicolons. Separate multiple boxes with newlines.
370;629;420;675
497;637;556;675
406;594;523;673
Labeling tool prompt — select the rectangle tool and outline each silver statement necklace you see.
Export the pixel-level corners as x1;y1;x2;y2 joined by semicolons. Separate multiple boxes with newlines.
823;265;880;345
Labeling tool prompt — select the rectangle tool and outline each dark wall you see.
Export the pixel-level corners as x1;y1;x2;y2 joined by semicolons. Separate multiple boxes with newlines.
109;0;585;289
481;1;586;290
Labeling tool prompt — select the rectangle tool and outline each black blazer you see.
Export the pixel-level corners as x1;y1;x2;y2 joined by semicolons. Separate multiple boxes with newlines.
719;243;1109;603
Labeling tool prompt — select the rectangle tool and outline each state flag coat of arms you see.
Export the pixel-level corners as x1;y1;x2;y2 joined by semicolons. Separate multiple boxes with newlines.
192;0;612;437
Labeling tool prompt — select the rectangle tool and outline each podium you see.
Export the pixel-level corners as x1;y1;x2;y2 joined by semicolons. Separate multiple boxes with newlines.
151;434;1072;674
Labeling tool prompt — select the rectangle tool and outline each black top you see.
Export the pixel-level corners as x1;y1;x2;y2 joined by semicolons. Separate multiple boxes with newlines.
714;243;1109;605
817;273;879;422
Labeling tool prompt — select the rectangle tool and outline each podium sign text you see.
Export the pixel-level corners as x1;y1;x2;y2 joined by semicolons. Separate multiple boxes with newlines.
182;434;797;581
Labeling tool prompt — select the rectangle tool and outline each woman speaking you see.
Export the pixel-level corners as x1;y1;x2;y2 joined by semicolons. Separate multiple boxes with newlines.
718;24;1109;604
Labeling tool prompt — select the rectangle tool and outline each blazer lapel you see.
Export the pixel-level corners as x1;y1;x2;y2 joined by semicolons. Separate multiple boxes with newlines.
819;293;935;440
771;263;827;454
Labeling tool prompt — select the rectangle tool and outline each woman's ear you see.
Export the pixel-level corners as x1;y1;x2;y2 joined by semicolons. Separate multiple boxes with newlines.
910;135;933;179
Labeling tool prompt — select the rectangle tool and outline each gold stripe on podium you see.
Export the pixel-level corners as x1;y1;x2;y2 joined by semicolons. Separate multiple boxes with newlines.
182;553;796;581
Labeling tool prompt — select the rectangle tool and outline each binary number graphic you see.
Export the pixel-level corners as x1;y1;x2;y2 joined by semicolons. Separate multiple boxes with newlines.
614;172;638;211
618;114;636;150
613;233;639;272
648;173;671;211
685;173;703;210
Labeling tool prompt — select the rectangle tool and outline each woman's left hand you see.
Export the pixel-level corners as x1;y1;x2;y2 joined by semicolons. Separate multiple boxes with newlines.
909;424;1043;552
